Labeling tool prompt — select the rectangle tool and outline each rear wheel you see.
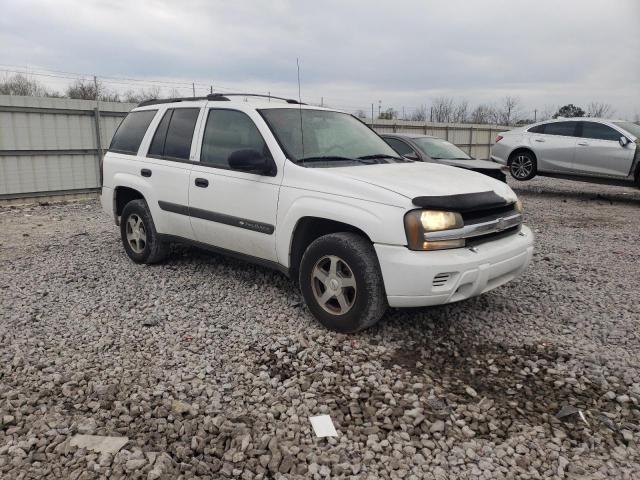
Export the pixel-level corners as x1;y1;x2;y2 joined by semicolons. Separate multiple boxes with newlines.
509;151;537;181
120;199;169;264
299;233;387;333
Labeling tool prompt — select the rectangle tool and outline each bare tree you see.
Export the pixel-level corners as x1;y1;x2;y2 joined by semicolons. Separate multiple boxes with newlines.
430;96;454;123
586;102;614;118
66;79;120;102
468;104;495;124
496;96;521;126
0;73;60;97
378;108;398;120
354;109;367;119
409;105;427;122
122;86;162;103
451;99;469;123
539;105;557;121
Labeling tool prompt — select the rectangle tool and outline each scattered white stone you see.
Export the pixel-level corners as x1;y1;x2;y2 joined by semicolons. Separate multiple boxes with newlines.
309;415;338;437
69;435;129;454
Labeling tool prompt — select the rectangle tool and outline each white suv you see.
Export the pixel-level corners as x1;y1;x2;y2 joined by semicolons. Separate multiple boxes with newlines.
491;118;640;186
101;93;534;332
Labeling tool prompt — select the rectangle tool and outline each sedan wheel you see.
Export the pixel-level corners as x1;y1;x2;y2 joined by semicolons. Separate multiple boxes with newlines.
509;152;537;181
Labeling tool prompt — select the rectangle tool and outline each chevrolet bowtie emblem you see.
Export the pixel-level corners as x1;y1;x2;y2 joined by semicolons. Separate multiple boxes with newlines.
496;217;507;231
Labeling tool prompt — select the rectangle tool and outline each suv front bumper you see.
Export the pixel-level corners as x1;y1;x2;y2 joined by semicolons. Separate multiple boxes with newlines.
375;226;534;308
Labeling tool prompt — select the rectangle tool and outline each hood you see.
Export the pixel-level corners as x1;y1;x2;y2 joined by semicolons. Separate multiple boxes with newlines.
436;158;503;170
327;162;517;203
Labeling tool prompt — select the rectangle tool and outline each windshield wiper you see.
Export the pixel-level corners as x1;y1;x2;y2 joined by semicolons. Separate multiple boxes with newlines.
357;154;407;162
296;156;368;164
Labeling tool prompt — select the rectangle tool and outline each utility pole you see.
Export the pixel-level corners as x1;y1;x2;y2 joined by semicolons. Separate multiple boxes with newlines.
378;100;381;118
534;109;537;122
210;85;213;94
192;82;196;97
93;75;103;186
371;103;374;124
402;106;405;120
430;107;433;122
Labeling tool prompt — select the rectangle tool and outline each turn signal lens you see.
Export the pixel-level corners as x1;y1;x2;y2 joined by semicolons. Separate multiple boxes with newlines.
404;210;464;250
514;200;523;213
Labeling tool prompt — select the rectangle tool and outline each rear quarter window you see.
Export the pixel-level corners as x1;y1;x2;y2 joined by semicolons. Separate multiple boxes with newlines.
109;110;157;155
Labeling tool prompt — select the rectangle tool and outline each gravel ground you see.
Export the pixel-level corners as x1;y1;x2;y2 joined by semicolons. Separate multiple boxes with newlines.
1;176;639;479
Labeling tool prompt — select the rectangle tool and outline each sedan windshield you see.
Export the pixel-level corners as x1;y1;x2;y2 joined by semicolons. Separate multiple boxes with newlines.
413;137;472;160
613;121;640;139
259;109;401;164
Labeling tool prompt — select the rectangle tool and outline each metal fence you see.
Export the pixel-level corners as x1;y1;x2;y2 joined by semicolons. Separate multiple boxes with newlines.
0;95;135;199
0;95;510;200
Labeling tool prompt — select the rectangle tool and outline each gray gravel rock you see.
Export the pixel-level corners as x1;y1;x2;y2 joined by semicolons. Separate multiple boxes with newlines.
1;177;640;478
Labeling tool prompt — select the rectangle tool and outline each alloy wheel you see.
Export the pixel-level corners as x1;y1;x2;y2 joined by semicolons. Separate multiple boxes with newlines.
511;155;533;179
125;214;147;253
311;255;357;315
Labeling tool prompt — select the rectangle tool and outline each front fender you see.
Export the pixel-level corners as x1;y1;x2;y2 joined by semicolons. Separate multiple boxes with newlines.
275;193;406;267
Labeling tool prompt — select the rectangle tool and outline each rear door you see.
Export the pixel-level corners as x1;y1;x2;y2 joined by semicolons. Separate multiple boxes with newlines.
188;108;281;262
573;121;635;177
142;106;203;239
530;121;579;173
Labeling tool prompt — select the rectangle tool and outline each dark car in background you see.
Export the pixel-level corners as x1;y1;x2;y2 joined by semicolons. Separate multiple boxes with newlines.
381;133;507;182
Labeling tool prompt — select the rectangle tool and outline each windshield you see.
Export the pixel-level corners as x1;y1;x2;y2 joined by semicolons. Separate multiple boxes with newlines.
413;137;472;160
259;109;400;164
613;121;640;139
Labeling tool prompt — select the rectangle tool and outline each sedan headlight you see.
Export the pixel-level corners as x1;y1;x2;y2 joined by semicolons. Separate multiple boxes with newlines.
404;210;464;250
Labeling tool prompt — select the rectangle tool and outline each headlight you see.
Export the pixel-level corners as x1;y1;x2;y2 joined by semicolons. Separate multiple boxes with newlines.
404;210;464;251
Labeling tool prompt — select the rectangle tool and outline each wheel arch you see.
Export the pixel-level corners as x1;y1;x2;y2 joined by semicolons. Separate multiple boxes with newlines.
288;216;373;282
113;186;146;224
508;147;537;165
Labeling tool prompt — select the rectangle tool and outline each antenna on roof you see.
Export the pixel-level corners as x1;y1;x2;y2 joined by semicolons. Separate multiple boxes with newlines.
297;58;305;164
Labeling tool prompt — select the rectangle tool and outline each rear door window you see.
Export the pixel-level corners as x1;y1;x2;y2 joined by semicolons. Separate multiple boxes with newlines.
148;108;200;160
544;121;579;137
581;122;621;141
109;110;157;154
528;124;546;134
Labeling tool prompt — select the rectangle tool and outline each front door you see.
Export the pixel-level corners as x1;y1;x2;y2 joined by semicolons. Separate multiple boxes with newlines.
573;121;635;177
188;108;282;262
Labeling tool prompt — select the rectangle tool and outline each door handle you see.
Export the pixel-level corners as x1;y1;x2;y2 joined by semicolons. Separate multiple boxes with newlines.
140;168;152;177
194;178;209;188
534;138;545;142
577;142;588;146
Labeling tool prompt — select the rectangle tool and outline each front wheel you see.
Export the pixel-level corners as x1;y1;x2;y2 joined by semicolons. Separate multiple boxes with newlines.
509;151;537;181
299;232;387;333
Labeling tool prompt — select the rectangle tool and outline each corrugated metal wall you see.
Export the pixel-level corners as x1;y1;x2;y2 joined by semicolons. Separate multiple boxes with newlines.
0;95;510;199
0;95;135;198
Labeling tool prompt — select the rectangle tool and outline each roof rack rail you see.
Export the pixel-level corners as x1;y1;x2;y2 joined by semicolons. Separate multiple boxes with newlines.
207;93;305;105
136;93;305;108
137;96;208;107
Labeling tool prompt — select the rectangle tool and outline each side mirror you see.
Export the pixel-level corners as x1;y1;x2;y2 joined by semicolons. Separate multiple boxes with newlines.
404;153;419;161
228;149;272;174
619;136;630;147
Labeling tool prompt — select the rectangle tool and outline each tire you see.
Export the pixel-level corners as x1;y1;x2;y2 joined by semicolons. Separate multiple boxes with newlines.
120;199;169;264
299;232;387;333
508;150;537;181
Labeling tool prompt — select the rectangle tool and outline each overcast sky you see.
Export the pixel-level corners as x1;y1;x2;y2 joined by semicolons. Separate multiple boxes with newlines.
1;0;639;119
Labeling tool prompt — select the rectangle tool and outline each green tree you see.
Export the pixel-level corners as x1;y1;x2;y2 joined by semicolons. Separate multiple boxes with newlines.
553;104;585;118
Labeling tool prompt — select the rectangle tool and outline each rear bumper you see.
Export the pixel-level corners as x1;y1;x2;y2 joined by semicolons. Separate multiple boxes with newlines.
375;226;534;308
